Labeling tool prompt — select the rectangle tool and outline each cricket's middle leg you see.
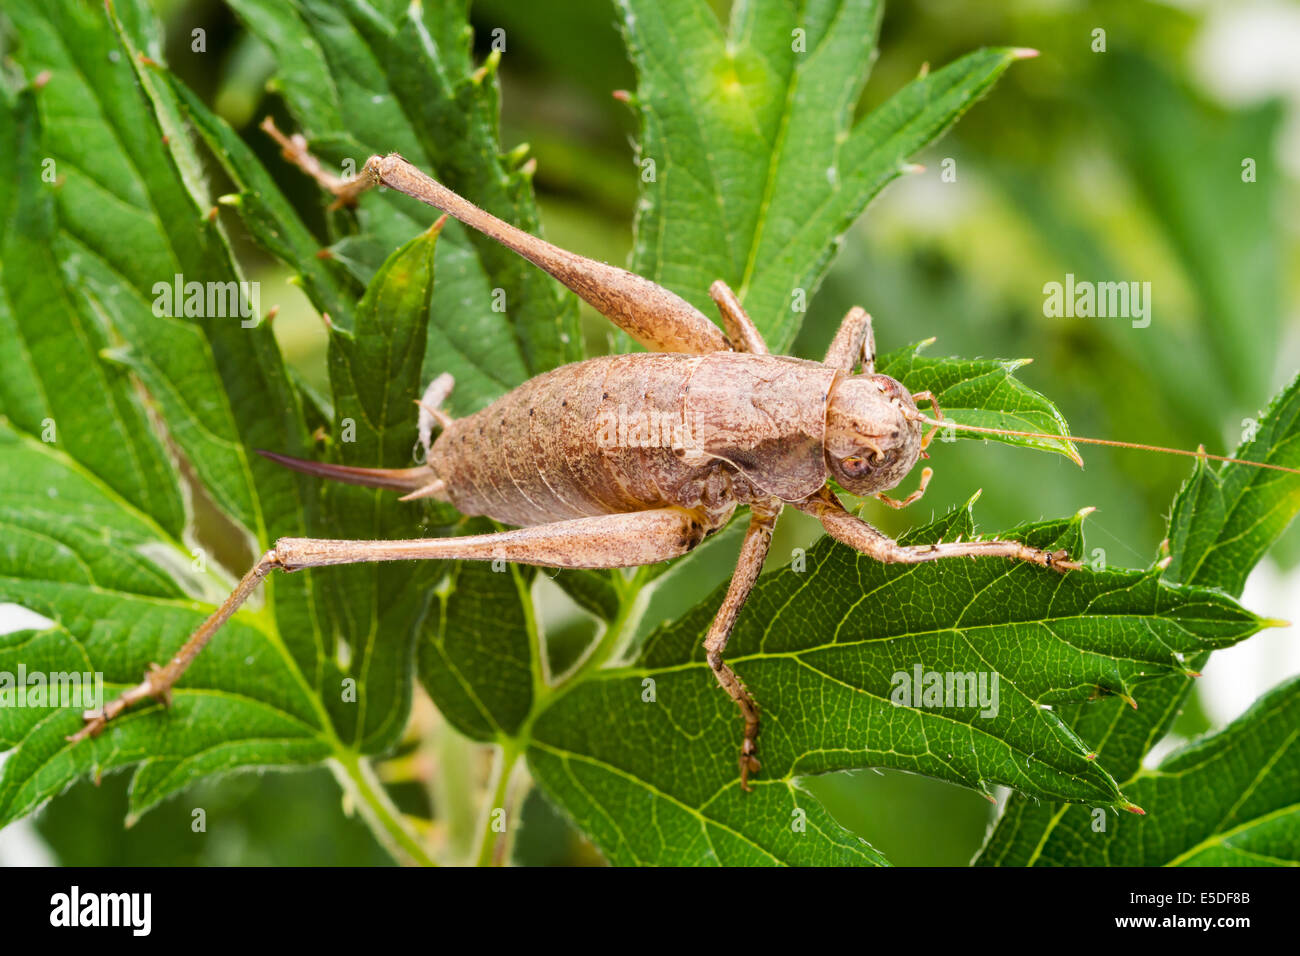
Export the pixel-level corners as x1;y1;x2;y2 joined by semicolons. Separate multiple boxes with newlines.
708;280;769;355
702;503;782;791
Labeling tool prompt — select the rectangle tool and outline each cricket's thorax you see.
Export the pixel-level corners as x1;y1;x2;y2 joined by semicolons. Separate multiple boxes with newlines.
428;352;840;528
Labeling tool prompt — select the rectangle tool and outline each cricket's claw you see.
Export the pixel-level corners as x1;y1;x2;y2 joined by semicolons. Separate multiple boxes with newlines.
739;743;761;792
68;714;107;745
1046;549;1082;573
66;663;174;746
68;697;129;745
738;710;761;791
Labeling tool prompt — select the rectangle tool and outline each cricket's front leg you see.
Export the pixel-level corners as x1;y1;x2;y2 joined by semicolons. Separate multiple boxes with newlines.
72;508;713;743
794;487;1082;571
823;307;875;373
702;502;782;791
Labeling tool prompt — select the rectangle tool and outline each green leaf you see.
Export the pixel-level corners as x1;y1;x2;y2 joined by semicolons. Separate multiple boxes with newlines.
72;246;261;536
1143;678;1300;867
314;223;444;750
418;550;537;741
161;70;360;332
985;675;1300;866
527;741;887;866
527;503;1266;865
0;89;184;539
977;372;1300;866
618;0;1027;351
550;570;623;623
0;421;331;826
0;2;341;818
0;0;389;827
1164;372;1300;596
878;341;1081;463
7;0;329;658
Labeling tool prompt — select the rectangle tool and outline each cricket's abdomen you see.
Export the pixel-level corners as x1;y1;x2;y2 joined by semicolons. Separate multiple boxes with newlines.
430;354;709;526
428;352;837;527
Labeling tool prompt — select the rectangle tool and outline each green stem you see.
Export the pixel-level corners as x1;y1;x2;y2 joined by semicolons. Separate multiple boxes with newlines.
331;750;437;867
511;564;548;702
560;567;650;691
475;743;521;866
471;569;650;866
431;721;480;862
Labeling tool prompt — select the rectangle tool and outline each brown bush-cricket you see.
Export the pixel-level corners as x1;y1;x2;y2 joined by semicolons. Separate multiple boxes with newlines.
68;128;1300;792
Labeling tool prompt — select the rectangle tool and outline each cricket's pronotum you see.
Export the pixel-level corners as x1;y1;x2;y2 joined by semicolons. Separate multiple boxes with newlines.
69;123;1300;791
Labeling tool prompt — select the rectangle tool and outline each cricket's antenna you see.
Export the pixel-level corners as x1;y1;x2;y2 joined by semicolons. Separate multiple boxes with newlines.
912;414;1300;477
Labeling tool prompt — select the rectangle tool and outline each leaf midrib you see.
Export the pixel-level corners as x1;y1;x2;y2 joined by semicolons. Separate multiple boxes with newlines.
736;0;851;302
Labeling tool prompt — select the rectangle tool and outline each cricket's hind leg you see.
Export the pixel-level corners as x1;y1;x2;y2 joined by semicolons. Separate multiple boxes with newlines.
262;116;733;356
68;548;281;744
261;116;376;209
70;508;712;743
362;153;733;356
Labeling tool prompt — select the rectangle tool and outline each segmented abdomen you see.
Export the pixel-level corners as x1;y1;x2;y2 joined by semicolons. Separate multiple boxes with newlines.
429;354;711;526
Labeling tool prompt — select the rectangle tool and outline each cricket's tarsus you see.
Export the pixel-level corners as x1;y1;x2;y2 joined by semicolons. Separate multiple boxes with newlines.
70;125;1297;796
69;549;282;744
260;117;371;210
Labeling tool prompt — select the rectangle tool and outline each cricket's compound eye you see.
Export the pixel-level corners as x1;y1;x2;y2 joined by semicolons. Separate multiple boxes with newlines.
839;455;869;477
825;374;923;496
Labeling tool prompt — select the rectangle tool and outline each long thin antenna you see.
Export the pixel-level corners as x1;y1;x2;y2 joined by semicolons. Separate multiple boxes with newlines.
916;415;1300;476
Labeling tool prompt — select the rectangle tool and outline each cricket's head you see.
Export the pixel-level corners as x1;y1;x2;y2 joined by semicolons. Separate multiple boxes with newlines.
824;373;924;494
